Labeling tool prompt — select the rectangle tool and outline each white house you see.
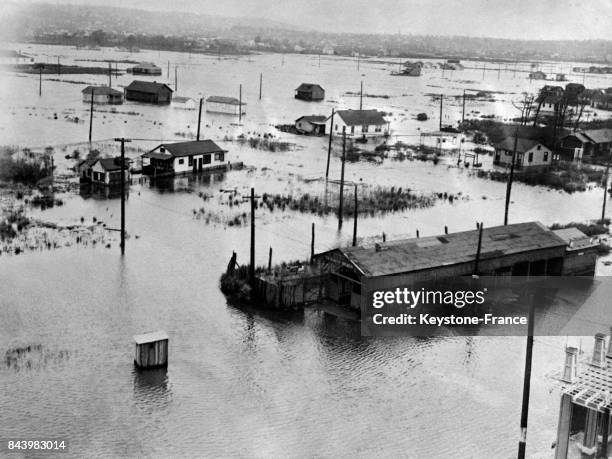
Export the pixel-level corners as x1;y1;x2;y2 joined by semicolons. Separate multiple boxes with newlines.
206;96;246;115
494;137;552;168
142;140;228;176
325;109;389;138
80;157;130;185
172;96;197;110
82;86;123;104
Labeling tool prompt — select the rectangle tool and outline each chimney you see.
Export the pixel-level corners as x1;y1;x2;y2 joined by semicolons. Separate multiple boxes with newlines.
591;333;607;368
607;327;612;359
561;347;578;383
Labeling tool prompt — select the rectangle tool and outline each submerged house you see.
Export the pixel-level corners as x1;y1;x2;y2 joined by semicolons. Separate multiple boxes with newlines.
141;140;228;176
314;222;598;310
326;109;389;138
172;96;197;110
82;86;123;104
206;96;246;115
295;83;325;101
295;115;327;135
493;137;552;168
561;129;612;159
124;81;173;105
79;157;130;185
129;62;162;75
529;71;547;80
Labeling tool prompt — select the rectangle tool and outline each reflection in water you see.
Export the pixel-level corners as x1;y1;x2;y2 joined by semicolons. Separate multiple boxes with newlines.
133;367;172;412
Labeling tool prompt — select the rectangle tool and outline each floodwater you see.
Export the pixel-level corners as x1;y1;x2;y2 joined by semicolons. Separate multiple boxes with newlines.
2;44;612;458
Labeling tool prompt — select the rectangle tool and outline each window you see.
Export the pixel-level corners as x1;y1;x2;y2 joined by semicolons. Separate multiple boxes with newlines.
375;125;382;132
362;125;369;133
528;152;533;163
537;145;541;150
214;152;224;161
203;154;211;164
350;126;355;134
335;125;338;132
544;152;549;162
188;156;193;166
178;158;184;165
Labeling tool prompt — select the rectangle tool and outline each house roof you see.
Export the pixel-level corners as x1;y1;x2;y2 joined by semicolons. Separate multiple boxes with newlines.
495;137;546;153
565;132;592;144
134;330;168;344
332;222;566;277
82;85;122;96
296;83;324;92
95;157;128;171
206;96;245;105
296;115;327;124
125;80;173;94
582;129;612;144
133;62;160;69
335;109;387;126
77;157;98;168
149;140;226;158
173;96;195;103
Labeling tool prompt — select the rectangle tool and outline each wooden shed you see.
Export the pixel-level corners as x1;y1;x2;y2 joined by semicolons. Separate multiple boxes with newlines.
134;331;168;369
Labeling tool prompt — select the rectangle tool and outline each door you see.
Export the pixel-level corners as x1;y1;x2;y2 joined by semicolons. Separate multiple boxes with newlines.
198;158;203;171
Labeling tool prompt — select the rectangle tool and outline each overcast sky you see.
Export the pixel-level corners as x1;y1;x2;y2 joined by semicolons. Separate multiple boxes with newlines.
28;0;612;40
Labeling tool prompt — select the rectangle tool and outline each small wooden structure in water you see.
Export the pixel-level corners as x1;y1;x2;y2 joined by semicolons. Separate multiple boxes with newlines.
133;331;168;369
554;332;612;458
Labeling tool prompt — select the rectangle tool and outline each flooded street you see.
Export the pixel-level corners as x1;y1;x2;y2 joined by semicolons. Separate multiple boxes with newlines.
2;44;612;457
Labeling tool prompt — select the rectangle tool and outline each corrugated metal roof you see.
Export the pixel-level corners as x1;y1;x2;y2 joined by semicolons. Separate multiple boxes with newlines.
151;140;226;157
125;80;173;94
339;222;566;277
336;109;387;126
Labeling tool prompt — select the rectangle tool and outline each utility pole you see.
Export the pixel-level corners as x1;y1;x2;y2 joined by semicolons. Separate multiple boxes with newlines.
311;222;315;261
88;88;94;143
57;56;60;77
474;222;483;275
462;90;466;123
504;126;519;225
114;138;131;255
268;247;273;272
174;66;178;93
250;187;255;285
338;127;347;229
239;84;242;122
259;73;262;100
439;94;443;130
325;109;335;179
108;62;112;87
357;53;360;71
196;98;203;141
39;65;43;96
359;80;363;111
167;60;170;79
352;184;358;246
602;149;611;223
517;292;535;459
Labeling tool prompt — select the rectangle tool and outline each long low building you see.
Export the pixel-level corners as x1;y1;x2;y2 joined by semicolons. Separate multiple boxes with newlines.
141;140;228;176
314;222;599;310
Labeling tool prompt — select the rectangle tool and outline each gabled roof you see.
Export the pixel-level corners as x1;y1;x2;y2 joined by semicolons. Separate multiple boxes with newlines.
125;80;173;94
335;109;387;126
582;129;612;144
494;137;547;153
332;222;566;277
82;85;122;96
133;62;160;69
149;140;226;158
95;157;128;171
296;115;327;124
296;83;325;92
206;96;245;105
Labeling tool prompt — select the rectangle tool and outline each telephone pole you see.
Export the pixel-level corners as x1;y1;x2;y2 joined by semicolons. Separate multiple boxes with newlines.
338;127;347;229
250;187;255;285
462;89;466;123
114;137;131;255
108;62;112;87
88;88;94;143
325;109;335;179
39;65;43;96
239;84;242;122
259;73;262;100
174;66;178;93
359;80;363;111
602;149;611;223
517;293;535;459
504;126;519;226
352;184;358;246
196;98;203;141
311;222;315;260
439;94;443;130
